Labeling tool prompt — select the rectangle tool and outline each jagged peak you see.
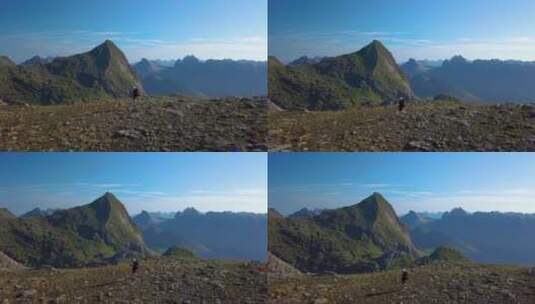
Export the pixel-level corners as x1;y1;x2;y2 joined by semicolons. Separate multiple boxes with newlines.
405;210;423;218
368;192;388;203
89;40;123;58
101;39;118;48
182;55;200;64
182;207;200;215
359;40;388;54
90;192;124;211
445;207;469;217
447;55;468;65
352;192;399;223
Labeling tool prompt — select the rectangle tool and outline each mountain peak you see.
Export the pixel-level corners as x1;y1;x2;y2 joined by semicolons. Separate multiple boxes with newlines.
446;207;469;217
20;207;47;219
101;39;119;49
89;192;124;214
447;55;468;65
370;39;386;48
359;40;389;55
182;207;201;215
364;192;388;206
182;55;200;64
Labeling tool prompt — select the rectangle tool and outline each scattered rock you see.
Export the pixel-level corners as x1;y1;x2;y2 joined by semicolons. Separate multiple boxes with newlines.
269;101;535;151
0;97;266;151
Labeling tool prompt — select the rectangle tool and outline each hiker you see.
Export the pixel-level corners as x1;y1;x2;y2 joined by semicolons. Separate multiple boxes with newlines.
132;87;140;102
132;258;139;274
398;96;406;112
401;268;409;285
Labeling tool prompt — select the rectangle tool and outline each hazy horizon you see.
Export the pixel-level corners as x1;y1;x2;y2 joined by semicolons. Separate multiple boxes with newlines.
269;0;535;63
2;41;270;65
269;153;535;216
1;194;269;217
270;191;535;217
0;0;267;63
0;153;268;215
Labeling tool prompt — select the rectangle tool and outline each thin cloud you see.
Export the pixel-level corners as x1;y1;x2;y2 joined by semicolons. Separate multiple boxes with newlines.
270;28;535;62
0;30;267;62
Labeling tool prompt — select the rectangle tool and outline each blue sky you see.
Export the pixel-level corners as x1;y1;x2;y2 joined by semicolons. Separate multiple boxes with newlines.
269;0;535;62
0;0;267;63
0;153;267;215
269;153;535;216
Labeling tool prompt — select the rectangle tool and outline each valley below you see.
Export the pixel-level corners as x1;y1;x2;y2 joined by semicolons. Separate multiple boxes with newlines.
0;256;267;304
268;100;535;152
0;96;267;152
269;262;535;304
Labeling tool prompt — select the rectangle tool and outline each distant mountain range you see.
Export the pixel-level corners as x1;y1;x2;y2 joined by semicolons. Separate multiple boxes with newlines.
402;208;535;265
133;56;267;97
133;208;267;261
0;193;267;269
269;193;419;274
0;193;149;268
401;56;535;103
0;40;143;105
269;40;414;110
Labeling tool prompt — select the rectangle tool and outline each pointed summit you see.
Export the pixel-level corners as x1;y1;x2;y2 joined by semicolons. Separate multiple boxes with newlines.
46;40;144;98
94;39;120;51
362;39;388;52
335;192;417;255
91;192;122;209
269;39;414;110
21;55;52;66
356;192;391;211
20;208;47;219
270;193;419;274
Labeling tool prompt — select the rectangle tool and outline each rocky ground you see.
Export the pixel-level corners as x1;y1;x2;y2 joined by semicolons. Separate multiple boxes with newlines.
268;101;535;151
269;262;535;304
0;257;267;304
0;96;266;151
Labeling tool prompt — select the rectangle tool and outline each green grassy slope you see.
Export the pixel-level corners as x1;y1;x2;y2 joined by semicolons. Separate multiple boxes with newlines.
269;193;419;274
268;40;413;111
0;40;143;105
0;193;148;268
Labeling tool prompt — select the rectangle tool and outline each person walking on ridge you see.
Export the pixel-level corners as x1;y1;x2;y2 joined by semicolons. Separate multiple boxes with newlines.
132;87;140;102
398;95;406;112
132;258;140;274
401;268;409;286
